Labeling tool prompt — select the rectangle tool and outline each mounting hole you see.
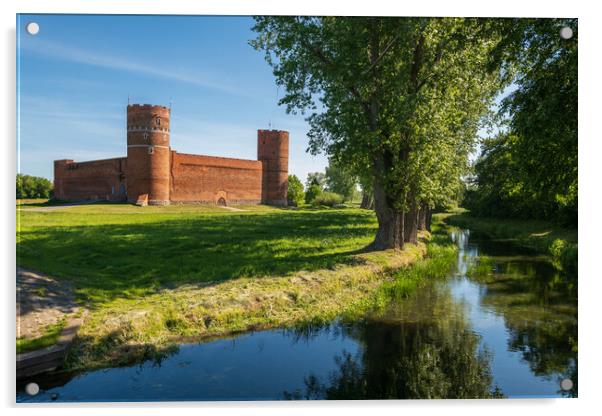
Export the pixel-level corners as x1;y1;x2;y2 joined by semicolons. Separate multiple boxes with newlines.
560;26;573;40
26;22;40;36
25;382;39;396
560;378;573;391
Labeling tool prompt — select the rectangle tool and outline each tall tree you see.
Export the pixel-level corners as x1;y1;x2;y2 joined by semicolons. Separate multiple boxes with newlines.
324;158;359;202
305;172;326;189
252;17;505;249
466;18;577;224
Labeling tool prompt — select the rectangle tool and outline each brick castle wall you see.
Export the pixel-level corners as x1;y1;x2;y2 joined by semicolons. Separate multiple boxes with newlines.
53;104;288;206
170;152;262;204
54;157;127;202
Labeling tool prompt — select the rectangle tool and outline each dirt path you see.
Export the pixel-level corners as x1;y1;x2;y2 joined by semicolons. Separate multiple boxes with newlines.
217;206;246;212
18;202;93;212
17;268;80;339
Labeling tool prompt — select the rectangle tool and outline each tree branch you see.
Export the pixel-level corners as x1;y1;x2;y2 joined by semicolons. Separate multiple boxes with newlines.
362;33;399;76
303;39;372;120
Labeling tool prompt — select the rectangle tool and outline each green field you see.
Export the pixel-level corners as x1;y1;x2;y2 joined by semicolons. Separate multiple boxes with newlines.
17;203;378;304
17;202;438;369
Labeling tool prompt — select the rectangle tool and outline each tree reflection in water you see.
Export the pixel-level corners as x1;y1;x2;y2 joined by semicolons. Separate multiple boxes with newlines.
284;283;503;399
476;257;578;397
285;230;578;400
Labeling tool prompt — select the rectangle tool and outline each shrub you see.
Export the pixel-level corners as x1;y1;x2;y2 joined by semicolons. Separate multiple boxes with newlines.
549;239;578;275
311;192;344;207
305;184;323;204
287;174;304;206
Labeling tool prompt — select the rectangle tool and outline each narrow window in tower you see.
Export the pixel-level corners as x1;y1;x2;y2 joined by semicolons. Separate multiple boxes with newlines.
156;117;161;126
143;132;148;142
148;146;154;155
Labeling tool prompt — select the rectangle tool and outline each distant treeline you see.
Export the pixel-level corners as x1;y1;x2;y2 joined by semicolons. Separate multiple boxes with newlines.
16;174;53;199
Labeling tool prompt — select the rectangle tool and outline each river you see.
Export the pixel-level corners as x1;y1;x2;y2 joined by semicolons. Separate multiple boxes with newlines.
17;229;577;401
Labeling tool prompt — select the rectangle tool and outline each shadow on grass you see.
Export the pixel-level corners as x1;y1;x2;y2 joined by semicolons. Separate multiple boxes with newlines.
17;210;378;304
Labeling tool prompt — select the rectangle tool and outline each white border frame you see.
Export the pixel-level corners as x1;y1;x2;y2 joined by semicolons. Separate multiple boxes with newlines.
3;1;599;415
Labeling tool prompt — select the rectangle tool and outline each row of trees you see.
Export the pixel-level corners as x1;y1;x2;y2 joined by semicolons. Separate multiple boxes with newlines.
252;17;519;248
16;174;53;199
251;16;574;249
464;19;577;226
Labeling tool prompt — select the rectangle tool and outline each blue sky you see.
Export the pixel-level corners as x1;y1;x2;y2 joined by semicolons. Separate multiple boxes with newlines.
17;14;327;182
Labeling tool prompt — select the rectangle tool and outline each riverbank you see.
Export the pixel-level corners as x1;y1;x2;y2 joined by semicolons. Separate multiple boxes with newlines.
443;211;577;274
18;204;456;371
67;242;431;370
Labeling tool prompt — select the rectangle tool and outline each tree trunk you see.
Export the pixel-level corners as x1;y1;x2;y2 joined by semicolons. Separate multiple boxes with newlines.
425;207;432;232
417;204;427;230
360;191;374;210
372;178;404;250
404;201;419;244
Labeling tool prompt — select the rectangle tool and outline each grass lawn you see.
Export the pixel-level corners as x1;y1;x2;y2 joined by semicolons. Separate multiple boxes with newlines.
17;204;378;303
17;203;440;369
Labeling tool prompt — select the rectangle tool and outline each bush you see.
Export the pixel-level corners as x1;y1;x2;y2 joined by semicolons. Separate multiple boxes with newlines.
311;192;344;207
305;184;323;204
16;174;53;199
287;174;304;206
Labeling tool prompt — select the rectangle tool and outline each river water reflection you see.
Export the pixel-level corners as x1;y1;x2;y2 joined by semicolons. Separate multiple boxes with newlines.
17;229;577;401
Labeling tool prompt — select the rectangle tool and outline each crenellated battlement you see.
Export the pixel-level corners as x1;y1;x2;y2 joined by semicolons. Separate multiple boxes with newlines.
128;104;170;110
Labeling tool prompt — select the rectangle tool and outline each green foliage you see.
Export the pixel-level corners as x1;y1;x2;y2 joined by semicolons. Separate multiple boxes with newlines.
549;239;578;276
324;159;359;202
251;17;507;248
311;191;344;207
305;172;326;189
305;183;323;204
466;255;496;282
466;19;577;225
287;174;304;206
16;174;53;199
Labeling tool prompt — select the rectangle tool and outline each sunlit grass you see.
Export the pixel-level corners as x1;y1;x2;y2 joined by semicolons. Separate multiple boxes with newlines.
17;204;378;304
17;203;456;370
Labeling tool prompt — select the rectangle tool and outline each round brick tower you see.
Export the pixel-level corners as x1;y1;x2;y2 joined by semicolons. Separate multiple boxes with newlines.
126;104;171;205
257;129;289;206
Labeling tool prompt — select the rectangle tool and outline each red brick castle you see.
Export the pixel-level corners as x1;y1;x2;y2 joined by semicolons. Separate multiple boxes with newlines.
54;104;289;206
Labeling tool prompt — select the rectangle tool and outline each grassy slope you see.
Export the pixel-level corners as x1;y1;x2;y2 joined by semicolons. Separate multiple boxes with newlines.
443;211;577;273
17;203;439;369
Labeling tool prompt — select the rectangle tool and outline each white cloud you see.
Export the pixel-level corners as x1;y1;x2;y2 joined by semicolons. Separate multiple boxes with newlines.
21;39;251;97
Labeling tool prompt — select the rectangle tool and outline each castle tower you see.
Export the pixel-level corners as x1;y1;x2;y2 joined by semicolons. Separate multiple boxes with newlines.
257;130;289;206
126;104;171;205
